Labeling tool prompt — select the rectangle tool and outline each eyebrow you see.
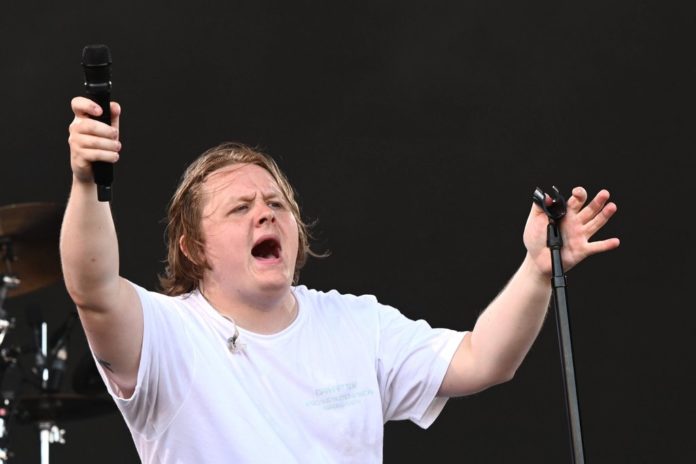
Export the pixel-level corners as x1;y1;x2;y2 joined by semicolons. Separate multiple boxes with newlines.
229;191;284;204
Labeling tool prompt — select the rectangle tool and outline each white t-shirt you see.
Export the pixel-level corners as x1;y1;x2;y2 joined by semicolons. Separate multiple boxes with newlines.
93;282;465;463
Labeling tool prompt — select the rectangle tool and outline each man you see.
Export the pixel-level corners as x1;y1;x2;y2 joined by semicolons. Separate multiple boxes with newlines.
61;96;619;463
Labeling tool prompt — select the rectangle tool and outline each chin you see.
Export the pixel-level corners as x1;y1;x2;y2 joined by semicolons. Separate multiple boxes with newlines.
255;275;292;293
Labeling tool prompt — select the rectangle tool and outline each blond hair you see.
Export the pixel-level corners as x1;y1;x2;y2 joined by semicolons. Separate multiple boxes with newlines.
159;142;316;295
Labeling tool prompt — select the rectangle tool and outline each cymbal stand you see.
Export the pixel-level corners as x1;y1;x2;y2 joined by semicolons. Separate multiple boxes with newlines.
0;238;20;348
38;421;64;464
0;344;15;464
34;313;72;464
0;398;10;463
0;239;19;463
0;348;19;464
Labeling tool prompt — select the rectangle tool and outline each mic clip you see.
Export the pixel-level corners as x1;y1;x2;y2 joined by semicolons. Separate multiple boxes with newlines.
226;326;245;354
532;186;567;222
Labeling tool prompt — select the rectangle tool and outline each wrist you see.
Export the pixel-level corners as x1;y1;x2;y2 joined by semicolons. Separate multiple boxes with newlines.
521;253;550;286
72;173;96;187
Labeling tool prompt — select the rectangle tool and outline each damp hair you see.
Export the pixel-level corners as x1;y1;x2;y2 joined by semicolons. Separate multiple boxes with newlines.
158;142;320;296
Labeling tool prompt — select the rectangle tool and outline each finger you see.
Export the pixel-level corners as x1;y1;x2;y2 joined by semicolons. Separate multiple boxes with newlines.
585;202;617;238
74;148;121;164
566;186;587;213
110;101;121;131
578;189;611;224
71;133;121;152
70;117;119;140
584;237;620;256
529;201;549;220
71;96;104;118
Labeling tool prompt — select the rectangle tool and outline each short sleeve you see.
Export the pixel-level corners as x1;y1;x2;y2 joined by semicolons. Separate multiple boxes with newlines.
91;281;197;440
376;305;465;429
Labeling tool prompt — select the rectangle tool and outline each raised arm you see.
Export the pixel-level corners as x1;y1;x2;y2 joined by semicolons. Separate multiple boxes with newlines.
439;187;620;397
60;97;142;396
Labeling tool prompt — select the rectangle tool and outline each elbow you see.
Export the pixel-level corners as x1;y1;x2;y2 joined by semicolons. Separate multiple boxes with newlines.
486;365;517;387
63;274;117;312
63;274;92;308
498;368;517;384
484;353;525;386
64;284;97;311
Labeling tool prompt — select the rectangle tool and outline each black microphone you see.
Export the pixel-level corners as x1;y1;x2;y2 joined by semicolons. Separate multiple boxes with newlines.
81;44;114;202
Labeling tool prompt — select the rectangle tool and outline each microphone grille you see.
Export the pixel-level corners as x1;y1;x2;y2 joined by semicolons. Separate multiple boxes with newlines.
82;44;112;67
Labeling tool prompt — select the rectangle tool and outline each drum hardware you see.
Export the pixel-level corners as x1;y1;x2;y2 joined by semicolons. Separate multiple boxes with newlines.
0;239;18;350
0;308;116;464
39;422;64;464
14;393;116;464
0;202;116;463
0;203;63;300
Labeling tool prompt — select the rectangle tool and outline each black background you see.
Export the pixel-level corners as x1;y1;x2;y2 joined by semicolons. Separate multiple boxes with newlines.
1;1;694;462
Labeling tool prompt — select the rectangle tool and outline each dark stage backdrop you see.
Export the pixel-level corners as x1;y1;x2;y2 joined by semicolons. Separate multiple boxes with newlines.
1;1;694;462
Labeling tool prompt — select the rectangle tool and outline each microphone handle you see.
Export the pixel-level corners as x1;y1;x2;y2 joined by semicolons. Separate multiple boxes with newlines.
86;81;113;201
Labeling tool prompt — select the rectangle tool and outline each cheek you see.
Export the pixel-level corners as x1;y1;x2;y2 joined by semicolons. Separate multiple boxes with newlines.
205;227;245;264
293;235;302;266
289;219;300;253
280;216;300;260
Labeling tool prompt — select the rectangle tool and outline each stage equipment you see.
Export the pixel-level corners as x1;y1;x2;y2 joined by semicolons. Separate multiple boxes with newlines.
72;351;106;395
0;203;62;300
81;44;114;202
14;393;114;425
532;186;585;464
0;202;115;463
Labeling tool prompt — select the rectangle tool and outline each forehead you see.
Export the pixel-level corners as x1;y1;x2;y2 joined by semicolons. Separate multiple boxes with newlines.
202;163;282;205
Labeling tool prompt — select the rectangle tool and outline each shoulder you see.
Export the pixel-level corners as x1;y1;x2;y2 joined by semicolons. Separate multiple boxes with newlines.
293;285;400;332
127;281;203;326
293;285;384;314
128;281;194;306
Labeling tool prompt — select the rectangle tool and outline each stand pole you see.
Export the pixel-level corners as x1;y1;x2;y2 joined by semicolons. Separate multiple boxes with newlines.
548;224;585;464
39;423;50;464
0;413;8;463
533;187;586;464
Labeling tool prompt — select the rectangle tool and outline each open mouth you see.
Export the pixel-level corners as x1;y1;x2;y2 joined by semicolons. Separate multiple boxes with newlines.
251;238;281;260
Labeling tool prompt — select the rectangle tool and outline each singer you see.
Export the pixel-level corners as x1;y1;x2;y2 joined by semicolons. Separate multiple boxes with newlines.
61;96;619;463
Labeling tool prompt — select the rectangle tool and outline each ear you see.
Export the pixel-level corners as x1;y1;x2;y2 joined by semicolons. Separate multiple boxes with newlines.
179;235;191;261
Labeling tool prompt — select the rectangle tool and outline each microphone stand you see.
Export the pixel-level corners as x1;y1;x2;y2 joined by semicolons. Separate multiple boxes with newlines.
532;187;585;464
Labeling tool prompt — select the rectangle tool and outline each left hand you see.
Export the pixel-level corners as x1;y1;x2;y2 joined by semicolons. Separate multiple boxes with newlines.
523;187;620;277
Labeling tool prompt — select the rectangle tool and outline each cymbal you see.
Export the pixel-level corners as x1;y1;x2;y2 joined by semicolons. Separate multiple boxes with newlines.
13;393;116;424
0;202;64;297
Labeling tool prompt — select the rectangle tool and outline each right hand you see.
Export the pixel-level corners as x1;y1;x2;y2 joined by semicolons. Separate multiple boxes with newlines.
68;97;122;184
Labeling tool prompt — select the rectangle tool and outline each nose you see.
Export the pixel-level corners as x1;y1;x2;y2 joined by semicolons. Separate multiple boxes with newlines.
256;203;276;226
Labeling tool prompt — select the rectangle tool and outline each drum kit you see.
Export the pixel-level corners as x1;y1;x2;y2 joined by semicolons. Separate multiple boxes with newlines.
0;202;116;463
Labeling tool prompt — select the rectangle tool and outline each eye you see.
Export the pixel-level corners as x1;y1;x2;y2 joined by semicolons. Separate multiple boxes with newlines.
268;200;285;209
229;204;249;214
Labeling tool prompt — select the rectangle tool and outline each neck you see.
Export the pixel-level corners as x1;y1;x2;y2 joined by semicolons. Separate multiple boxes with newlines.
199;283;297;335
